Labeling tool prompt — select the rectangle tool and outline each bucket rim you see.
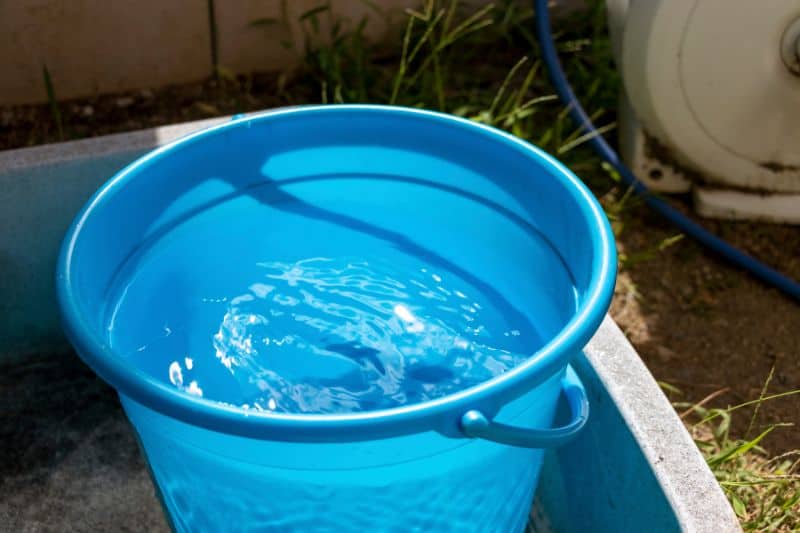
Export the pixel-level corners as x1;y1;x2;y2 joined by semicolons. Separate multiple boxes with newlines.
56;105;616;441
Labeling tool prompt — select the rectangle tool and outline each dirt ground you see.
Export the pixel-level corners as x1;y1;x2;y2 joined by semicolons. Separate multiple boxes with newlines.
608;200;799;453
0;73;300;150
2;75;798;454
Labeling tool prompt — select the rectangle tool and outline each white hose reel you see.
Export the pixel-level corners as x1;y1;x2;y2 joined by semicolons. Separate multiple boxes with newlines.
607;0;800;223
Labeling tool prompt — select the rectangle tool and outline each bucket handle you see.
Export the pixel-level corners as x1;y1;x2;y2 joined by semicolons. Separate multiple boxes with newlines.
459;366;589;449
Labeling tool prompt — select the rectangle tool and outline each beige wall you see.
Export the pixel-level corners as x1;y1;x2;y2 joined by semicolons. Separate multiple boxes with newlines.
0;1;211;105
0;0;415;105
0;0;583;105
215;1;411;76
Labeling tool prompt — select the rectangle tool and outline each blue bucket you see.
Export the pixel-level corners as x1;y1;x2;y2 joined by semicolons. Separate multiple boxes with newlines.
57;105;615;532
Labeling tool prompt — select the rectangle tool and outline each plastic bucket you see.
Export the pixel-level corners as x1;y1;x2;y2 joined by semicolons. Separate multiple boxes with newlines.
57;105;616;532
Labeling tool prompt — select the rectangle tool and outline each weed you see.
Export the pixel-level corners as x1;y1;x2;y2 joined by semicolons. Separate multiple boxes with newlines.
41;65;63;141
677;391;800;531
666;360;799;531
207;0;219;78
618;233;685;268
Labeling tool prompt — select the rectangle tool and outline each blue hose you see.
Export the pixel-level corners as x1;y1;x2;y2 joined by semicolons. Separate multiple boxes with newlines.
534;0;800;302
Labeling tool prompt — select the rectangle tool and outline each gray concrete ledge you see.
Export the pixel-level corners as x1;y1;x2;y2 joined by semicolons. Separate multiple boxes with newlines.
581;317;741;533
0;115;232;359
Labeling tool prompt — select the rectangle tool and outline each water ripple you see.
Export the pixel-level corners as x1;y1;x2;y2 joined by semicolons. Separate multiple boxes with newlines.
207;256;533;413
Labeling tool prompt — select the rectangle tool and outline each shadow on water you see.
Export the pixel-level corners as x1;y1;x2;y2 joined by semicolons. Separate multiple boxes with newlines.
107;168;550;346
248;173;539;333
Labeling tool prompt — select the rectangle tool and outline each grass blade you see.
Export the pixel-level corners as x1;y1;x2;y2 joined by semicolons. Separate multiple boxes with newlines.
707;426;775;468
746;364;775;439
42;64;63;141
487;56;527;121
693;389;800;428
557;121;616;154
299;4;330;22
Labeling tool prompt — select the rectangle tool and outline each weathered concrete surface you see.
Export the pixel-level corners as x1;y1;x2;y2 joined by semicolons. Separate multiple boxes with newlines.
0;115;230;361
0;1;210;105
0;350;167;532
578;317;741;533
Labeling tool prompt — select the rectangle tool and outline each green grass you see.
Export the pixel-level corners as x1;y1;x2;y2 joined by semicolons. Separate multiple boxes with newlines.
675;380;800;531
260;0;616;158
207;0;220;79
272;0;640;246
269;1;799;527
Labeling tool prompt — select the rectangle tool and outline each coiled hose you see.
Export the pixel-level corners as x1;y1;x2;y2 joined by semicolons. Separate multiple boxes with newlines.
534;0;800;302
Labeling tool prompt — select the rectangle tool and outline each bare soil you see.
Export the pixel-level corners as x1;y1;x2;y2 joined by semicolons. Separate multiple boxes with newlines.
608;200;799;453
0;73;302;150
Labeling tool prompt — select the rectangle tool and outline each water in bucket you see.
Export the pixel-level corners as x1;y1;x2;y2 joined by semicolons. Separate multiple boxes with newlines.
59;107;614;533
105;173;574;414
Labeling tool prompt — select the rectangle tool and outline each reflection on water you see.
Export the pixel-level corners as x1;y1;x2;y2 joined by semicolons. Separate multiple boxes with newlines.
182;256;537;413
106;173;574;414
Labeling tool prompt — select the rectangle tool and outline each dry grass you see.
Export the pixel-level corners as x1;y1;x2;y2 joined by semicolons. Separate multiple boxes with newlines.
675;377;800;530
